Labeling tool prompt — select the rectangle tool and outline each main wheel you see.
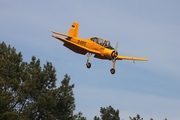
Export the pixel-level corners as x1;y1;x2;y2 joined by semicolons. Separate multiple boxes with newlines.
86;62;91;68
110;68;115;74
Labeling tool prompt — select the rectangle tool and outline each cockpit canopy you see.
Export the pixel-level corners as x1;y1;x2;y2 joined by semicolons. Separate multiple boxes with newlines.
90;37;114;50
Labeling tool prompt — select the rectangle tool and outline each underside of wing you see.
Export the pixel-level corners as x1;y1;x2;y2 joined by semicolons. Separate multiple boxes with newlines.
52;35;101;55
63;42;87;55
117;55;148;61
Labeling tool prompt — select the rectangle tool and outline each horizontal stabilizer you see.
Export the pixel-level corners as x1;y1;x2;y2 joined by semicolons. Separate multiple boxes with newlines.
52;31;71;37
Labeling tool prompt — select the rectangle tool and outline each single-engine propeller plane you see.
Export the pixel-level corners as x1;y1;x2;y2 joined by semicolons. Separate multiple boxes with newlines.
52;22;148;74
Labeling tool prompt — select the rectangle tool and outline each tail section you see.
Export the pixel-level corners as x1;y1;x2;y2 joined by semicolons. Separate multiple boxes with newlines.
68;22;79;38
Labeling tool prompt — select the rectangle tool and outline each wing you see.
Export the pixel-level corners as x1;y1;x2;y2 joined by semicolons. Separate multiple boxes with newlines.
63;42;87;55
116;55;148;61
52;35;101;55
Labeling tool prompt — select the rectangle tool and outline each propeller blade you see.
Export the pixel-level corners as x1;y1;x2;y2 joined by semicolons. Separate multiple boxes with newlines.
113;42;119;58
115;42;119;52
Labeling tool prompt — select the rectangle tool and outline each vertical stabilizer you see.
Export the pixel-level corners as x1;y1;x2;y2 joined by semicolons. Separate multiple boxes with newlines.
68;22;79;37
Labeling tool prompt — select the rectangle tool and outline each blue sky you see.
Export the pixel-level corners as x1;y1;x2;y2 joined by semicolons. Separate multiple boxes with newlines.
1;1;180;119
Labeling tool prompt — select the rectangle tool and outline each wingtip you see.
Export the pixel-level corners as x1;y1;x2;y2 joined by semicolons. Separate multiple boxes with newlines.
52;31;56;33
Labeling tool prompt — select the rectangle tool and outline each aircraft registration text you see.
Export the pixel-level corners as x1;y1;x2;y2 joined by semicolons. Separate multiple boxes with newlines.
78;40;87;45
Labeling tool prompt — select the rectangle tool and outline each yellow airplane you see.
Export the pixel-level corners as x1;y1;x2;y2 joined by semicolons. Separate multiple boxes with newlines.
52;22;148;74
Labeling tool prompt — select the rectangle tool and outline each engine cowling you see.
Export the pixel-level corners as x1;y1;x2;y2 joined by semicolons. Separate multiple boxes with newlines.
111;51;118;58
103;49;118;60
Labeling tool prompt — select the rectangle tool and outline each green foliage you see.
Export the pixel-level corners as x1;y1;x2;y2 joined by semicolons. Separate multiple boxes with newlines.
0;42;77;120
94;105;120;120
74;112;86;120
129;114;143;120
94;116;101;120
52;74;75;119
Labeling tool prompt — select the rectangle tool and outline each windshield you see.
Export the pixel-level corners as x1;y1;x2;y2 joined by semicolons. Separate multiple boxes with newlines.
90;37;114;49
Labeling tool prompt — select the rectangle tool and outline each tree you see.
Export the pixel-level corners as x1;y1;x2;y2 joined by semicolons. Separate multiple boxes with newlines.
0;41;83;120
52;74;75;119
129;114;143;120
0;42;24;119
74;112;86;120
94;106;120;120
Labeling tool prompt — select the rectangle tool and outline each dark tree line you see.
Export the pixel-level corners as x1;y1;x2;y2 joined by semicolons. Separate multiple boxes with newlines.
0;42;167;120
0;42;86;120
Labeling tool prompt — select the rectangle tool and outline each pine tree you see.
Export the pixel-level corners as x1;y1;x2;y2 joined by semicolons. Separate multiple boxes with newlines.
0;42;82;120
129;114;143;120
0;42;23;119
94;106;120;120
52;74;75;120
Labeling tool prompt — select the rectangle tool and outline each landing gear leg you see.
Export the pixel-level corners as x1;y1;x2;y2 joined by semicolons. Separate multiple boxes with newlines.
110;59;116;74
110;42;118;74
86;53;91;68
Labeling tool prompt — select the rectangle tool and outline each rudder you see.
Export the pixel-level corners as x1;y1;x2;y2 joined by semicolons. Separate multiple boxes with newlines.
68;22;79;38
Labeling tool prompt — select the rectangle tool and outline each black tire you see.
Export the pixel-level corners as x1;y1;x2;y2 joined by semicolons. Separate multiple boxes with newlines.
86;62;91;68
110;68;115;74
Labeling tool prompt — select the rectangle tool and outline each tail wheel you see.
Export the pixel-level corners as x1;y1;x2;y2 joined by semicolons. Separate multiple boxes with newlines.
86;62;91;68
110;68;115;74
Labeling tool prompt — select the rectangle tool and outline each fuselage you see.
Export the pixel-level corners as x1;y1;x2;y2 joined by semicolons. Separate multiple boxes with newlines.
65;37;117;60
